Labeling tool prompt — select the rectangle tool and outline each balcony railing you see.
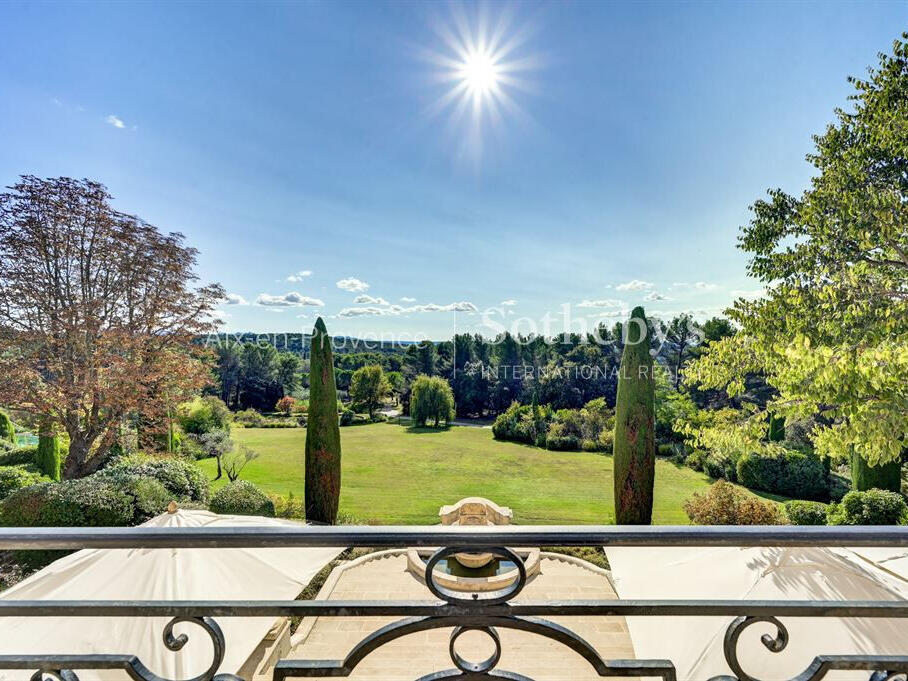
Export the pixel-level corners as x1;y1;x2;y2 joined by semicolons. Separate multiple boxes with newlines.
1;525;907;681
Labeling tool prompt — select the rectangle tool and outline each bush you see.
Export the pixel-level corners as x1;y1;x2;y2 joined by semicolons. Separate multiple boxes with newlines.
657;443;675;457
1;479;135;528
683;480;784;525
339;409;355;426
545;433;580;451
0;410;15;444
0;446;37;467
684;450;707;472
94;457;209;503
234;409;267;428
177;396;231;435
736;449;828;500
785;500;828;525
0;465;48;500
210;480;275;517
827;489;908;526
703;454;737;482
275;396;297;415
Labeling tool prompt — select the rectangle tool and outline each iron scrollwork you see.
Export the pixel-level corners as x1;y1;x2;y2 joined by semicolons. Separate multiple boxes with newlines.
15;616;242;681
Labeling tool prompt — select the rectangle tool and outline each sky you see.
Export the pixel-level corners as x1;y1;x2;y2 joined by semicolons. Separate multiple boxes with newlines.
1;1;905;340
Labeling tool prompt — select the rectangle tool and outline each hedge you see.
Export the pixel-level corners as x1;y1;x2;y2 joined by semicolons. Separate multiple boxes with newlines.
784;500;828;526
0;464;48;500
0;446;38;467
827;490;907;526
94;457;209;503
736;449;828;500
209;480;275;517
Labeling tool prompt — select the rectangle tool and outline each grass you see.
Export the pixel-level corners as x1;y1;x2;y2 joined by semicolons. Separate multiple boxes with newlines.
198;422;723;524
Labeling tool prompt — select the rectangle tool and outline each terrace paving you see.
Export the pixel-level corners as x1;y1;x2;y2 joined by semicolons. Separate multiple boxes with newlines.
289;551;635;680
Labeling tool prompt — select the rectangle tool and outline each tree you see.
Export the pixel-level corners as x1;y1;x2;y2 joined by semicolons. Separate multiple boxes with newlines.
305;317;342;524
275;396;297;415
410;375;455;427
276;352;301;395
0;410;14;444
349;365;389;418
661;314;702;389
0;177;223;478
613;306;656;525
176;396;231;435
685;36;908;469
222;444;259;482
198;429;233;481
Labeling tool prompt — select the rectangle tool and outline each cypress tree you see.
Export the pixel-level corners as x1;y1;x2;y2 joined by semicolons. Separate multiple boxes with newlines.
0;410;14;444
613;306;656;524
305;317;342;524
36;417;61;481
851;448;901;493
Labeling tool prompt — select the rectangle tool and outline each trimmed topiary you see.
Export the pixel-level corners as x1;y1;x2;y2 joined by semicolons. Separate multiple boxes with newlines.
305;318;342;524
613;306;656;525
36;418;62;481
736;449;828;500
785;500;828;526
827;489;907;526
210;480;275;517
0;410;15;444
850;449;901;493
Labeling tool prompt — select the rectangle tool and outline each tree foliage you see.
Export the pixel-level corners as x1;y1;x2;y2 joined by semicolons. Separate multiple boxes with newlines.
0;177;224;478
349;365;389;417
685;36;908;466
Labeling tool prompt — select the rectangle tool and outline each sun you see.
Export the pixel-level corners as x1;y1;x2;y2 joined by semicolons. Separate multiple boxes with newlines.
421;5;538;161
459;49;500;97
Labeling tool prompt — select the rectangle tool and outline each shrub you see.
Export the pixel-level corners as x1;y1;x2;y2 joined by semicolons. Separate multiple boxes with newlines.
684;450;707;472
271;492;304;519
581;439;599;452
234;409;266;428
545;433;580;451
785;500;828;525
210;480;275;517
176;396;231;435
275;396;297;415
0;446;37;467
657;443;675;457
94;457;209;503
736;449;827;500
703;454;737;482
339;409;355;426
683;480;784;525
36;429;62;481
1;479;135;528
826;489;907;526
124;476;172;521
597;428;614;453
0;465;48;500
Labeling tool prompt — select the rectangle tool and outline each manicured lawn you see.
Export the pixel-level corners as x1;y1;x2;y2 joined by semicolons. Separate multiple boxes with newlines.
198;423;721;524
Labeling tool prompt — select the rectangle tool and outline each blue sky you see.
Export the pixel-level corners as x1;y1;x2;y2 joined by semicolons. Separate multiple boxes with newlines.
1;1;905;339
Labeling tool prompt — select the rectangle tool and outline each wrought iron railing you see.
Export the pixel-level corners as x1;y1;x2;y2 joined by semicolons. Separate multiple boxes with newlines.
0;525;907;681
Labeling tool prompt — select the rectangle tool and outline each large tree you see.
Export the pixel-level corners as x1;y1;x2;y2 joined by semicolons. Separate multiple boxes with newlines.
0;176;223;478
685;35;908;469
349;365;389;418
305;317;342;524
613;306;656;525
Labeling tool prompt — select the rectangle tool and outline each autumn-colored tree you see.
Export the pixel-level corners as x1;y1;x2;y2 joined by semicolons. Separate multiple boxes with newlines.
0;176;224;478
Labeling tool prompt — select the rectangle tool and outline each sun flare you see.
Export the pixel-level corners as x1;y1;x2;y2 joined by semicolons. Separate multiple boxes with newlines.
459;49;500;97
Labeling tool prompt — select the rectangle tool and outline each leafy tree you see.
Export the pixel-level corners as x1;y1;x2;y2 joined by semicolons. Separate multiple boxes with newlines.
685;36;908;469
305;317;342;524
410;375;456;427
349;365;389;417
214;342;242;408
661;314;702;389
0;177;223;478
276;352;301;394
613;306;656;525
198;429;234;480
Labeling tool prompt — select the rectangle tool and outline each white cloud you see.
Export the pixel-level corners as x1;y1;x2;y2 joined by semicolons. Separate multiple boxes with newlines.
672;281;719;291
224;293;247;305
577;299;625;308
615;280;654;291
337;277;369;293
400;296;416;302
354;295;390;305
256;292;325;307
337;301;478;318
730;288;766;300
500;299;518;306
286;270;312;282
105;114;126;129
643;292;669;302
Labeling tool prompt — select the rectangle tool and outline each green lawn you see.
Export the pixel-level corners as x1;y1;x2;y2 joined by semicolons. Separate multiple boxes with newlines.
198;423;721;524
